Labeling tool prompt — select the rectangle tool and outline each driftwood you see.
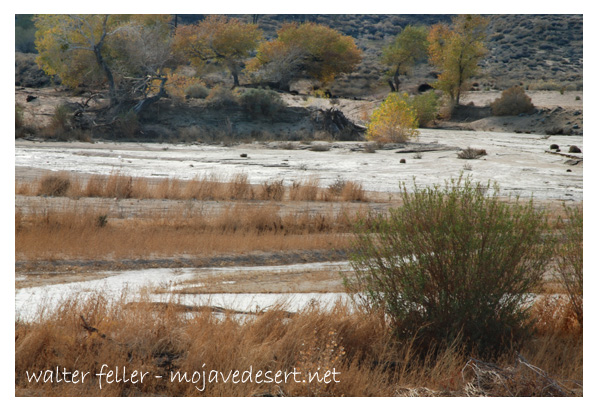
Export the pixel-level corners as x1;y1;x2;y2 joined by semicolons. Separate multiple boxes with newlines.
461;354;579;397
544;150;583;160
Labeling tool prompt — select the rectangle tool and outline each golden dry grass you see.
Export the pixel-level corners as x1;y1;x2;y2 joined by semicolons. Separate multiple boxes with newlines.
15;202;359;261
14;292;582;397
17;171;370;203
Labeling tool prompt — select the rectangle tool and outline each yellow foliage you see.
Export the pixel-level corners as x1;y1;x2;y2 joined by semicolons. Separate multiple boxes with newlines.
366;93;419;143
249;22;362;87
163;69;205;103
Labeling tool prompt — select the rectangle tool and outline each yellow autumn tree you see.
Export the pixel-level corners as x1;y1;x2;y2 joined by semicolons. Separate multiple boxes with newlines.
428;14;488;107
366;93;419;143
247;22;362;91
34;14;174;111
173;15;262;87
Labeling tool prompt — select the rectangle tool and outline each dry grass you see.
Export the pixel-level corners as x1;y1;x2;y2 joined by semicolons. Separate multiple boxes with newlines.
15;202;359;261
18;171;370;203
14;291;582;397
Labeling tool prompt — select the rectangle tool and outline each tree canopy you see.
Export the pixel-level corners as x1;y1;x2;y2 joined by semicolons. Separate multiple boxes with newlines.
248;22;362;90
173;15;262;87
381;25;429;92
34;14;174;110
427;14;488;106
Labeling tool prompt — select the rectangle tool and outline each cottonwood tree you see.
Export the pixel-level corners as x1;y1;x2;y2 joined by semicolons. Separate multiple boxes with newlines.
427;14;488;107
173;15;262;87
248;22;362;91
381;25;429;92
34;14;175;113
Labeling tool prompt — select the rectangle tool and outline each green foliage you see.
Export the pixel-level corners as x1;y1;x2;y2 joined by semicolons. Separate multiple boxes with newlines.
557;205;583;326
428;15;488;106
344;176;555;357
238;88;284;116
490;86;535;116
381;25;429;91
405;91;440;127
366;93;419;143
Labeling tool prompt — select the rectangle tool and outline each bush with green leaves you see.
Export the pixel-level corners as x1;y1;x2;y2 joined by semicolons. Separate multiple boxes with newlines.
238;88;285;116
557;205;583;326
344;176;555;357
490;85;535;116
406;91;440;127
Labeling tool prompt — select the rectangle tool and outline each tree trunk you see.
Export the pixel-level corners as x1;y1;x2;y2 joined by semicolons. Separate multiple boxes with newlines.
388;80;396;93
94;44;117;106
132;77;167;115
393;66;401;93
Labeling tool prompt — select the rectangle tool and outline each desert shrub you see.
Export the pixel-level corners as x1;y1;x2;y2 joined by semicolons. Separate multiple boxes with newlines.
184;83;210;99
490;86;535;116
206;85;239;108
407;91;440;127
344;176;555;357
367;93;419;143
557;205;583;326
16;104;24;129
238;88;284;116
457;147;487;159
16;104;26;138
44;104;73;138
309;144;330;152
114;111;139;139
37;173;71;197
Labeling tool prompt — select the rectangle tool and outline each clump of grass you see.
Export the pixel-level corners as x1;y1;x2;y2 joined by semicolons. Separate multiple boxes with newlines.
259;179;285;201
14;289;582;396
457;147;487;159
185;83;210;99
289;177;320;201
37;173;71;197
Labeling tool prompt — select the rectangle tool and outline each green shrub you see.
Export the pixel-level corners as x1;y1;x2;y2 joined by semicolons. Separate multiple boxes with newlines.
490;86;535;116
238;88;284;116
185;83;210;99
408;91;440;127
557;205;583;326
344;176;555;357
